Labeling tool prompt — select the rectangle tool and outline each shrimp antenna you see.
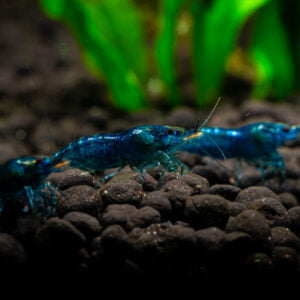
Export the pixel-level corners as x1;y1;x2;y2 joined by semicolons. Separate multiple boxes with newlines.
199;97;221;129
201;131;227;161
184;132;227;162
184;139;234;176
193;119;201;132
193;96;232;172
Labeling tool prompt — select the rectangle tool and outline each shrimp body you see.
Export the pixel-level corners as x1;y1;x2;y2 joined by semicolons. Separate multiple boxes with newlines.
0;156;56;193
52;134;122;173
178;122;300;176
179;127;242;159
0;156;62;216
52;125;201;179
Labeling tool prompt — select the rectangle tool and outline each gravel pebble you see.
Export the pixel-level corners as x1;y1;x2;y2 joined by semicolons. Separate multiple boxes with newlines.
130;173;158;191
272;246;298;272
281;179;300;199
100;204;137;229
100;204;160;231
140;191;172;218
57;185;102;217
279;192;299;209
46;168;98;190
209;184;241;201
235;186;279;206
237;169;263;188
128;223;197;263
63;211;102;240
90;236;104;261
157;172;180;187
161;178;194;214
192;165;223;185
184;194;230;229
221;232;252;256
100;180;144;206
0;233;26;267
100;225;129;257
228;202;246;216
288;206;300;233
248;197;290;227
176;152;200;168
35;217;86;253
271;226;300;251
180;174;209;194
15;215;43;240
195;227;225;253
126;206;161;231
225;210;272;250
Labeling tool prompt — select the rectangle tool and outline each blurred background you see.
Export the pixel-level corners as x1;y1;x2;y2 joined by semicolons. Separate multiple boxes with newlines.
1;0;300;161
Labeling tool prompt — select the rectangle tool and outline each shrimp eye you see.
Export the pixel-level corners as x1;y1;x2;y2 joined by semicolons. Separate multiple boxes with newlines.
282;127;290;133
35;158;43;164
166;128;176;135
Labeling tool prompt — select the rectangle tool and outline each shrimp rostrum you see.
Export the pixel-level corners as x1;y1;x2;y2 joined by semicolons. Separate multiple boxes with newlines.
0;156;63;216
52;125;202;181
177;122;300;178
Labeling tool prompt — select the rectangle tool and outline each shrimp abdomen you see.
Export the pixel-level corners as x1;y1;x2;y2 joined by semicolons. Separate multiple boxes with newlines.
53;134;122;172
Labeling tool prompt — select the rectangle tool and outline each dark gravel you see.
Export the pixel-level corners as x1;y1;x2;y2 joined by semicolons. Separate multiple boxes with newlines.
140;191;172;219
63;211;102;240
279;192;299;209
2;111;300;282
2;118;300;282
35;217;87;253
100;180;144;206
47;168;99;190
0;233;26;268
184;194;230;229
225;210;272;250
57;185;103;217
248;197;290;227
209;184;242;201
235;186;280;206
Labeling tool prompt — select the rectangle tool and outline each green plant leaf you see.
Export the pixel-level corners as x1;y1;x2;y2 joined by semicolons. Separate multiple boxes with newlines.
249;0;295;99
191;0;271;106
39;0;148;111
156;0;187;106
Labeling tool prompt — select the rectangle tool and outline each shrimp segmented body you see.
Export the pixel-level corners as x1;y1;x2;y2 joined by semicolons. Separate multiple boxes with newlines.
52;125;202;181
177;122;300;178
0;156;63;216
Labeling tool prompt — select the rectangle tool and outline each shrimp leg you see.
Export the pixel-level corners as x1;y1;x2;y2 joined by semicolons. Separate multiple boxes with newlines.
23;186;35;213
99;167;123;183
132;161;162;181
251;152;286;182
154;151;183;173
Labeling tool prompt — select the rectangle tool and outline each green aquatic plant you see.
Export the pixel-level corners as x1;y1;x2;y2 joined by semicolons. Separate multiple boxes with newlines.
191;0;271;105
39;0;300;110
39;0;148;111
249;0;294;99
156;0;187;107
156;0;271;106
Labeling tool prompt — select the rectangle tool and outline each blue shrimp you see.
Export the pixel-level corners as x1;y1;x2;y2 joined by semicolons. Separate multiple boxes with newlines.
0;156;63;216
177;122;300;179
52;125;201;182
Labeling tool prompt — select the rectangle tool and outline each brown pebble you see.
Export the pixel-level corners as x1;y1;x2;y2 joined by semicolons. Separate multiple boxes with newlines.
100;180;144;206
57;185;102;217
235;186;279;206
